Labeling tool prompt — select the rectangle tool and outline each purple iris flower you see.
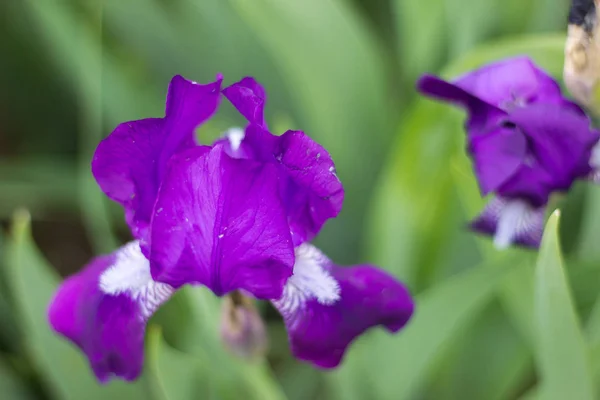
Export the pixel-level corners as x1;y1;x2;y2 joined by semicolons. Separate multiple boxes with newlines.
417;57;600;249
48;74;414;382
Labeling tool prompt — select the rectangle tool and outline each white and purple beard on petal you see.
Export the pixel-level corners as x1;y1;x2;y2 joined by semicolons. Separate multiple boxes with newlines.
271;244;414;368
222;78;344;246
470;197;546;249
92;75;222;246
48;242;173;382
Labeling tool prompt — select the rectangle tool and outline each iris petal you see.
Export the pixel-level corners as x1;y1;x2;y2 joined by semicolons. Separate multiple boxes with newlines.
417;75;506;138
150;144;294;298
454;56;562;107
48;242;173;382
469;126;527;195
507;103;599;188
92;75;222;242
272;244;414;368
222;77;344;245
470;197;546;249
222;77;267;127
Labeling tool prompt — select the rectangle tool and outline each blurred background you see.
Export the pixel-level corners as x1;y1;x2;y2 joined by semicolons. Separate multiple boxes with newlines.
1;0;599;399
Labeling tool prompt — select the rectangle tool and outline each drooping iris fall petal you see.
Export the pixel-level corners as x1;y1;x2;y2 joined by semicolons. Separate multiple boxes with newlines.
48;242;173;382
271;244;414;368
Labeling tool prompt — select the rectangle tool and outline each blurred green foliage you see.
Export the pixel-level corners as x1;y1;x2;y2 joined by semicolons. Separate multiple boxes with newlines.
1;0;600;399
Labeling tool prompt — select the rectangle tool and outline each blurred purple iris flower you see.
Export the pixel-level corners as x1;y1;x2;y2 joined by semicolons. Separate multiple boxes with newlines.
48;75;414;382
417;57;600;249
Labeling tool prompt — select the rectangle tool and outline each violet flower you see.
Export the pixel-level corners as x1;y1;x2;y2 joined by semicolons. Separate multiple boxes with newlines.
48;74;414;382
417;56;600;249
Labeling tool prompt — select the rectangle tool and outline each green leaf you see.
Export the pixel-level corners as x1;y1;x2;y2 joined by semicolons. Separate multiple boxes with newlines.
393;0;447;81
0;158;78;218
155;287;286;400
441;34;565;78
428;300;533;400
573;186;600;262
0;228;21;353
4;210;148;399
147;326;210;400
497;263;536;345
520;385;541;400
104;0;288;107
0;357;35;400
534;211;595;400
366;100;479;289
527;0;568;32
341;255;520;400
443;0;497;57
324;338;374;400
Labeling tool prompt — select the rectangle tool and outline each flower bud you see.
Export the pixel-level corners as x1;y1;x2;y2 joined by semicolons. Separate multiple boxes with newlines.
220;292;268;359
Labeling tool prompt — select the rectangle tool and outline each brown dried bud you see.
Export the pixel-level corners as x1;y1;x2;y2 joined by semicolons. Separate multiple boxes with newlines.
219;291;268;359
564;2;600;114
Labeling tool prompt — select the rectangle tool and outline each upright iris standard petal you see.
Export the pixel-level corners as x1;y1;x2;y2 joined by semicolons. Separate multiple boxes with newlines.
222;78;344;244
48;242;173;382
274;129;344;244
222;77;267;127
92;75;222;241
453;56;563;107
417;75;506;138
271;244;414;368
505;103;599;186
150;144;294;298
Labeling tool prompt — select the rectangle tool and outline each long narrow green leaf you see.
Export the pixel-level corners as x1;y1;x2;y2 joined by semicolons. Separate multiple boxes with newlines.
75;3;117;253
534;211;595;400
0;159;78;218
4;210;148;399
443;0;497;57
393;0;446;81
574;186;600;262
18;0;124;252
154;287;287;400
366;101;473;289
442;34;565;78
349;255;520;400
429;300;533;400
147;326;210;400
0;357;35;400
584;289;600;393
